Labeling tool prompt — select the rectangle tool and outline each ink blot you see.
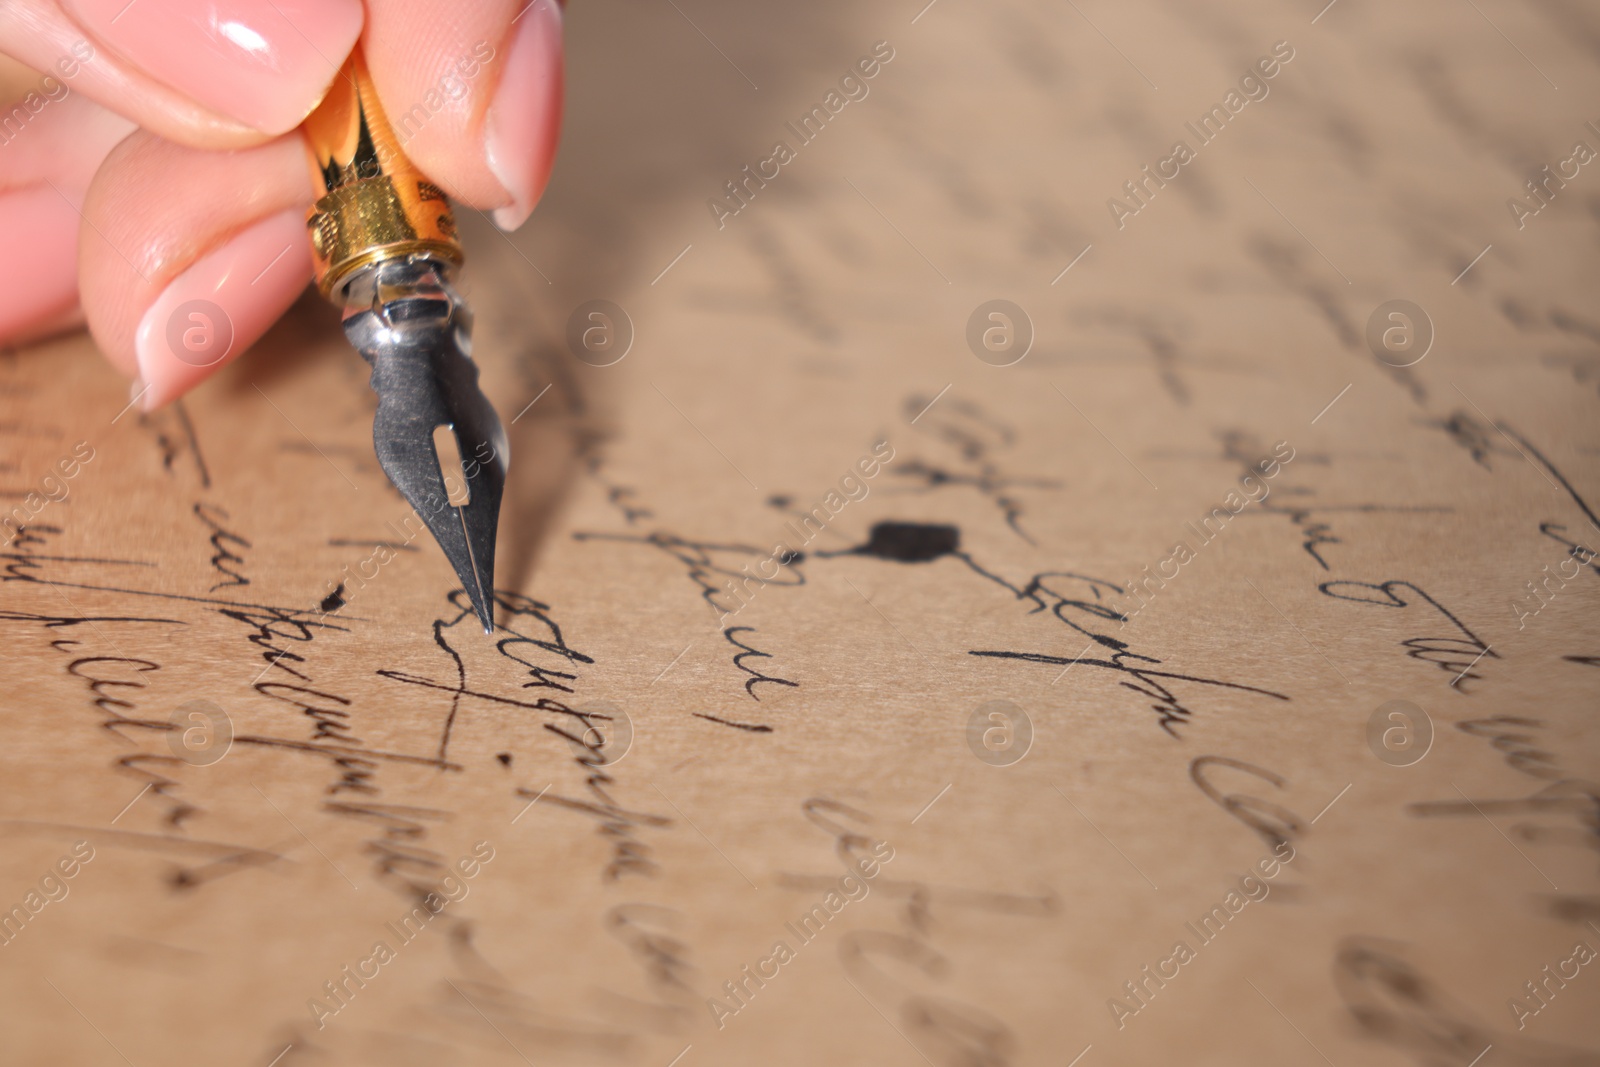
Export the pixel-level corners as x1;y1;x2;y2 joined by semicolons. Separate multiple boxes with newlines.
319;584;346;612
848;521;961;563
496;752;513;767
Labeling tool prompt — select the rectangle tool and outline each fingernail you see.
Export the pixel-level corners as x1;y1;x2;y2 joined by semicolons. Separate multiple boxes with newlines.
0;185;82;343
485;0;564;231
62;0;363;134
134;208;311;410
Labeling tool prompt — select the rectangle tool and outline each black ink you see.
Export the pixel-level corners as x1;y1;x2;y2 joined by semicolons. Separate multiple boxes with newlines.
1539;522;1600;578
573;530;805;619
828;521;961;563
257;681;357;744
1190;755;1305;853
1456;716;1562;781
0;522;156;584
1252;503;1338;569
1551;305;1600;346
1;543;356;618
574;527;803;703
171;400;211;488
230;734;458;770
885;462;1055;546
604;903;695;997
117;752;200;829
1242;503;1452;571
1319;579;1497;689
964;558;1289;735
971;646;1288;737
693;712;774;733
1333;938;1549;1066
322;800;454;884
137;400;211;487
426;590;597;761
66;655;168;743
216;603;350;685
723;625;796;702
381;670;601;725
899;394;1052;543
1500;424;1600;534
793;797;1033;1059
0;608;179;632
1428;409;1505;469
1250;238;1360;349
1072;306;1192;405
0;822;284;893
832;520;1288;735
193;502;251;592
585;457;655;527
535;734;671;882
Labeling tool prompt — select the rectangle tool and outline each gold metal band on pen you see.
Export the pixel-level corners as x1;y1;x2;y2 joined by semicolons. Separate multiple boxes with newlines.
302;48;462;300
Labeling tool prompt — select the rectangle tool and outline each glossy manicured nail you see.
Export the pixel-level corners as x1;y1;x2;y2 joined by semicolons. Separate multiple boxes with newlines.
134;208;311;410
63;0;363;134
0;185;83;343
485;0;564;231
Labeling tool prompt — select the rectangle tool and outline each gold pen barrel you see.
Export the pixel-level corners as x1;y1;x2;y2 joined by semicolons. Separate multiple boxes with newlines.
303;48;462;302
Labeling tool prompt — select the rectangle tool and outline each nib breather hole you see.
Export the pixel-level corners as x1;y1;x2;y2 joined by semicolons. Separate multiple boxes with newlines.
433;424;472;507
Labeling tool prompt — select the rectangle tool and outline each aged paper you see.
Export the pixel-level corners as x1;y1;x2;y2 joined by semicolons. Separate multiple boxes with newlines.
3;0;1600;1065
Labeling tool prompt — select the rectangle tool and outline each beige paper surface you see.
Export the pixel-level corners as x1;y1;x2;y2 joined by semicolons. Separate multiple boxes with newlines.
3;1;1600;1064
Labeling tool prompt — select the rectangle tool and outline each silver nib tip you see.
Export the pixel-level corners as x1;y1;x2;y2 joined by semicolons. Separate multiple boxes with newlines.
340;259;507;638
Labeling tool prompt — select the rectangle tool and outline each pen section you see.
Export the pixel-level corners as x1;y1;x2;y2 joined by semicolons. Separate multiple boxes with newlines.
302;47;462;302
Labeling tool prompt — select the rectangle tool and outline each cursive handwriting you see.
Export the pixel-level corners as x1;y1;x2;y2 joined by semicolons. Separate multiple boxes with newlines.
1319;579;1497;689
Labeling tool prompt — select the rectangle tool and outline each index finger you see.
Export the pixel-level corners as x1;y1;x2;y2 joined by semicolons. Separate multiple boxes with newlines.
0;0;363;147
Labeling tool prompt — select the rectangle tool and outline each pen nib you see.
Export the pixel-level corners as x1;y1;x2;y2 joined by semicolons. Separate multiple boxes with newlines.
340;259;507;634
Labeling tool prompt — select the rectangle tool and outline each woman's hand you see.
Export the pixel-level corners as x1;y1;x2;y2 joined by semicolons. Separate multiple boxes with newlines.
0;0;563;408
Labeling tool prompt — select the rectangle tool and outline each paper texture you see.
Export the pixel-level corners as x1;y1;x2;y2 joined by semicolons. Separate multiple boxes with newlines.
3;1;1599;1064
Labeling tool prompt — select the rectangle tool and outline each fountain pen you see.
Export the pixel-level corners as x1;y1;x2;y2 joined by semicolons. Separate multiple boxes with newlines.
302;47;507;634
